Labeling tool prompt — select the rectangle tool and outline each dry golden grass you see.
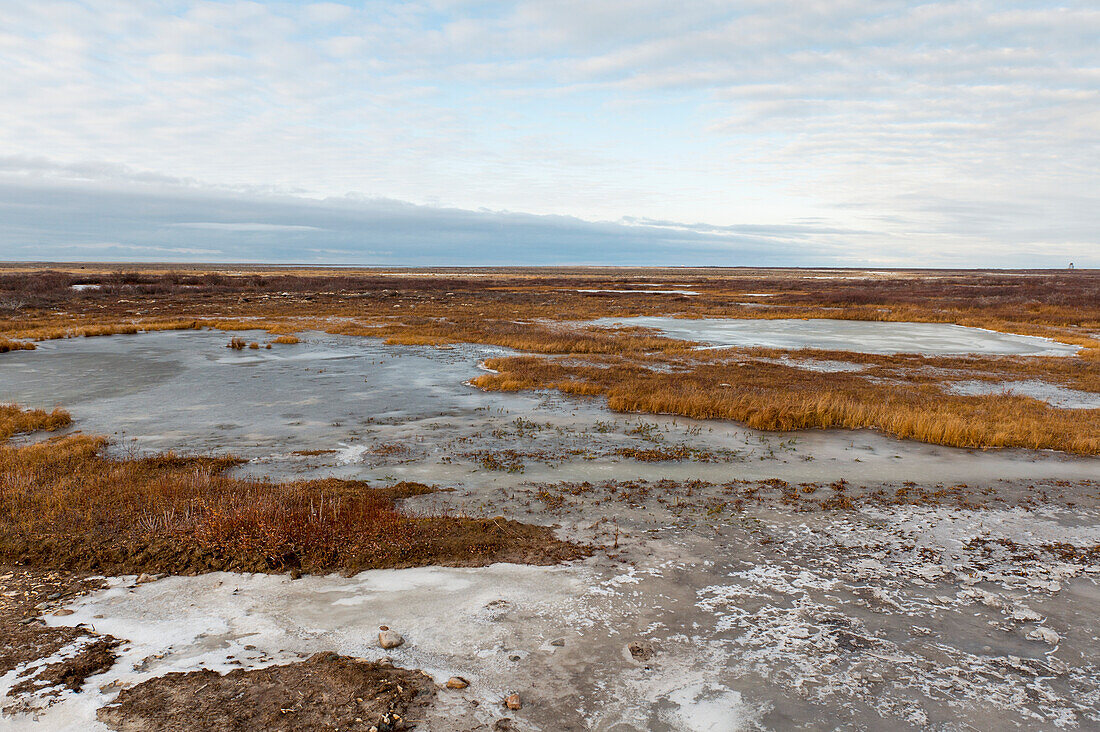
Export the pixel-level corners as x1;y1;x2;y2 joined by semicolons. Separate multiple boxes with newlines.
272;334;300;344
472;355;1100;454
0;338;35;353
0;406;582;575
0;405;71;441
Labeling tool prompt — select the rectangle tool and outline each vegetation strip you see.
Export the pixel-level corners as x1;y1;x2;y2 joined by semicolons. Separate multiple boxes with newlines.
471;354;1100;454
0;406;584;576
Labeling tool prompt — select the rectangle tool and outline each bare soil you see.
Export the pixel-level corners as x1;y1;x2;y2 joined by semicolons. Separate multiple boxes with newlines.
96;652;436;732
0;566;119;714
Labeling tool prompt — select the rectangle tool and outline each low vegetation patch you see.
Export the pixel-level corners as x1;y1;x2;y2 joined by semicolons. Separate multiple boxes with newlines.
0;404;71;441
0;407;584;576
0;337;34;353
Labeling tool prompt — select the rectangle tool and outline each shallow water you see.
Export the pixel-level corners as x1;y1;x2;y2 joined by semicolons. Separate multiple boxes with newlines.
590;316;1080;356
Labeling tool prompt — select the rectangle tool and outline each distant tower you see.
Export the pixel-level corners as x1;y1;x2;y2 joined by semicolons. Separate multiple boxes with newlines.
1069;262;1074;270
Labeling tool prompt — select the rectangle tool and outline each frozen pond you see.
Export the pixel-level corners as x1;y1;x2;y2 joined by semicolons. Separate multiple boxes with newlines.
575;289;699;295
591;316;1080;356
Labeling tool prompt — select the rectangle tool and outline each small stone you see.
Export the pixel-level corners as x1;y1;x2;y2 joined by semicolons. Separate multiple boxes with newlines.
446;676;469;689
550;638;565;647
509;655;521;662
627;641;654;661
136;573;156;585
53;608;74;616
378;630;405;649
503;693;521;711
1026;626;1061;646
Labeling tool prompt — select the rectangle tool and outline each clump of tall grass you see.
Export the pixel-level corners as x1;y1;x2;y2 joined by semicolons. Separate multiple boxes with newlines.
272;335;300;344
0;404;71;441
0;338;34;353
227;337;247;350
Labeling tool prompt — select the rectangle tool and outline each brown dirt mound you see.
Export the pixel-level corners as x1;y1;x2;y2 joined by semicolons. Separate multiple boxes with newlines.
97;653;435;732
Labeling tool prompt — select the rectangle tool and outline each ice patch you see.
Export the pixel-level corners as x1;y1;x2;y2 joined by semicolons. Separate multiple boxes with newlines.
946;380;1100;409
589;317;1080;356
662;683;760;731
334;443;369;464
576;289;699;295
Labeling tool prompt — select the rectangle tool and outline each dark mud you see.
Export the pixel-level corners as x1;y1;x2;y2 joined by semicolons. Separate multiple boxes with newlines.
97;653;434;732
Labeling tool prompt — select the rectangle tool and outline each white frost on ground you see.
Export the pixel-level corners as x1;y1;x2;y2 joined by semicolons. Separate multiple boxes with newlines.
693;504;1100;729
11;562;763;731
334;442;370;464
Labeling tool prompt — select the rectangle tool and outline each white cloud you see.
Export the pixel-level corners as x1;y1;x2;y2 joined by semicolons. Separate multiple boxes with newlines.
0;0;1096;265
167;223;325;232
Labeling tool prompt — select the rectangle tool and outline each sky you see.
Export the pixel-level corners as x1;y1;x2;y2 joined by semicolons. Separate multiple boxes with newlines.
0;0;1097;267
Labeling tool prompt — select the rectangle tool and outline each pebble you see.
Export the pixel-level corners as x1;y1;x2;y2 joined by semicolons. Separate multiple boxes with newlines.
504;693;522;710
446;676;469;690
52;608;74;617
627;641;654;661
550;638;565;647
1026;626;1061;646
378;630;405;649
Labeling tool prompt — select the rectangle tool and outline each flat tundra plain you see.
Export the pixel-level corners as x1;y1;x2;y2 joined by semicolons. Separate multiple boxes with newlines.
0;266;1097;731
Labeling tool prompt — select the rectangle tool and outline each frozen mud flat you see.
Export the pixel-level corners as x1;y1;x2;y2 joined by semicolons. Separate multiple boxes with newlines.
9;481;1100;731
590;317;1081;356
2;329;1099;729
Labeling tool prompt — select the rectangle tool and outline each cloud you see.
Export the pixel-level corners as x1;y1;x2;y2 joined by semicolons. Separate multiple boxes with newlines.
63;242;226;256
0;1;1096;266
0;174;861;266
167;223;325;232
